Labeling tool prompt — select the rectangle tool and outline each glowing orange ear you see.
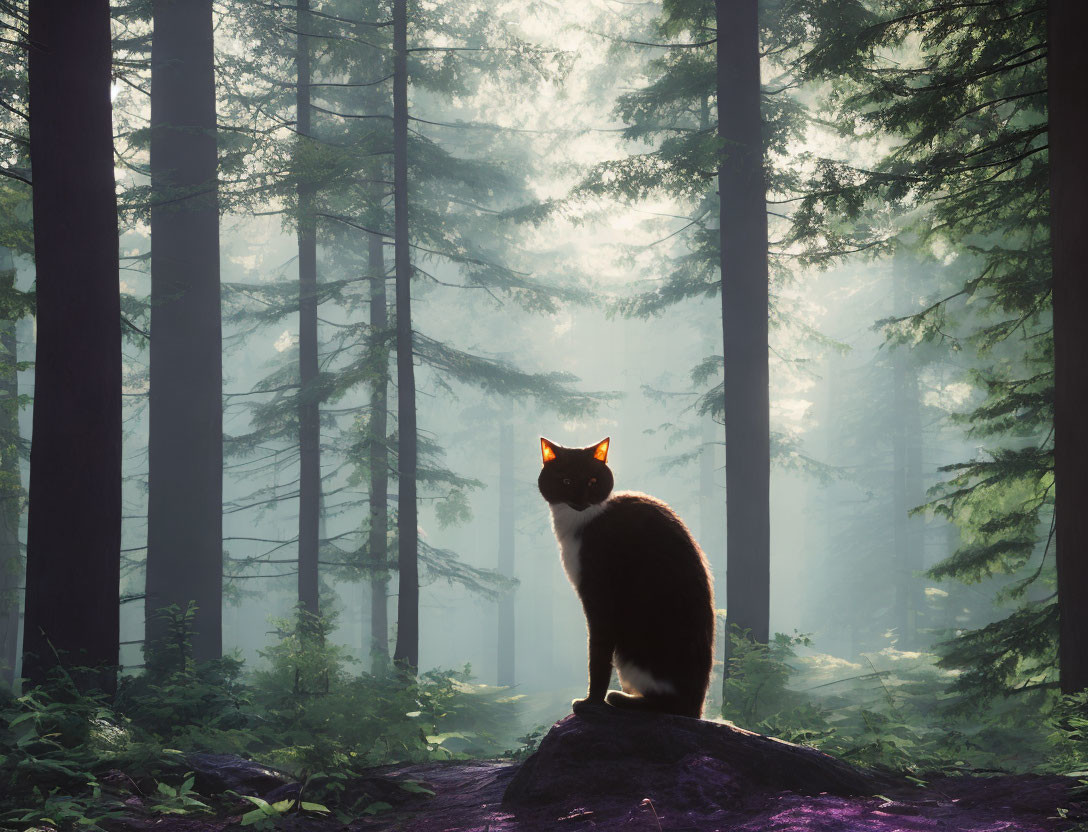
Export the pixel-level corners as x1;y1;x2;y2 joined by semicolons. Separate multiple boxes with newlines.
593;437;610;462
541;437;558;464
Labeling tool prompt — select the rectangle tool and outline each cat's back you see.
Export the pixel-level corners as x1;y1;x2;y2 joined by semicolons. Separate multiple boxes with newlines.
588;490;689;536
581;491;709;582
584;491;695;546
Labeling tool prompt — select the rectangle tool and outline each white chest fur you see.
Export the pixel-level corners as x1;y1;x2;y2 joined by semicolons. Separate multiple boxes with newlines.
549;500;609;587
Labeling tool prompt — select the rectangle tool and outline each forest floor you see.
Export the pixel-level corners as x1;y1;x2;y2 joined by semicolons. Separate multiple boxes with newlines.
100;708;1085;832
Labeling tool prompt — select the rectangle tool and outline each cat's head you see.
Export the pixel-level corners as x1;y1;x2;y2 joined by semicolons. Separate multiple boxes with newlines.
537;437;614;511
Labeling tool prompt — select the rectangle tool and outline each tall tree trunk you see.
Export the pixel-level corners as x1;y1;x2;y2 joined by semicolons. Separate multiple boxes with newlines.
22;0;121;690
367;231;390;671
391;0;419;671
497;422;515;687
891;263;925;651
1049;0;1088;695
0;253;21;687
145;0;223;662
715;0;770;645
296;0;320;616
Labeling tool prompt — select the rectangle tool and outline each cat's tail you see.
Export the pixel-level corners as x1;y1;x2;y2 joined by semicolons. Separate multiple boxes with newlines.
605;689;702;719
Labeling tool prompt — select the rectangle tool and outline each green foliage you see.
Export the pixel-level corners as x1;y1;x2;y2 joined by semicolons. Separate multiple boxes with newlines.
1048;693;1088;780
238;794;328;828
0;607;527;828
721;629;817;729
715;631;1080;777
116;605;253;753
149;775;213;816
0;673;143;830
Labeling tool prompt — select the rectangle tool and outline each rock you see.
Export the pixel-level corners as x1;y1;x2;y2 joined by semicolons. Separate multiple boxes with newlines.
184;752;296;797
99;725;1081;832
503;707;884;811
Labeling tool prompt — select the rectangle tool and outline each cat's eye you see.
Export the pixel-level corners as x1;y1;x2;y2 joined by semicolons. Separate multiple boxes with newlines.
589;477;597;485
562;478;571;485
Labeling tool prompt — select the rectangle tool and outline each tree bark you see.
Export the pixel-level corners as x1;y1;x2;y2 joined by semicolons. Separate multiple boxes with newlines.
715;0;770;645
0;253;21;687
497;422;515;687
22;0;121;689
391;0;419;671
145;0;223;662
1049;0;1088;695
367;231;390;671
296;0;320;616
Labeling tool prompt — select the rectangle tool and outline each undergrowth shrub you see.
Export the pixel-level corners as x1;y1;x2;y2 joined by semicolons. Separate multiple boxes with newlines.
715;626;1074;778
0;605;525;828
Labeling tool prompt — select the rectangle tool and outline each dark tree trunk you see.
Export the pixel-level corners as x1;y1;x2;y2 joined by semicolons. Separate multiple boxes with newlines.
497;423;515;687
891;264;925;651
296;0;320;616
391;0;419;671
1049;0;1088;695
715;0;770;645
22;0;121;690
0;254;21;687
145;0;223;662
367;231;390;671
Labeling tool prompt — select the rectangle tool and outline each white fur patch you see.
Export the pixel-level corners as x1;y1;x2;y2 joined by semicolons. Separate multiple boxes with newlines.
549;500;609;587
614;654;677;696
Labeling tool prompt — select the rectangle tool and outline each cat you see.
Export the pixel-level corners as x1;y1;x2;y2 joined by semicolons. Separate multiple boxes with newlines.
538;436;714;718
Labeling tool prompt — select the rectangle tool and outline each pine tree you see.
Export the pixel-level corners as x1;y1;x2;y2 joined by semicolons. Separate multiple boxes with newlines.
0;249;22;686
716;0;770;646
295;0;321;616
366;229;391;668
22;0;122;689
145;0;224;662
390;0;419;671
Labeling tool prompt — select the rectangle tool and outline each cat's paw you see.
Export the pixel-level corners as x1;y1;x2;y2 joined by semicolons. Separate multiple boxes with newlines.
605;690;642;708
571;696;610;715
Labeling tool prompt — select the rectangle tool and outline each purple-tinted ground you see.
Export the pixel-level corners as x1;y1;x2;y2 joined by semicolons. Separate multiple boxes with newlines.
111;708;1084;832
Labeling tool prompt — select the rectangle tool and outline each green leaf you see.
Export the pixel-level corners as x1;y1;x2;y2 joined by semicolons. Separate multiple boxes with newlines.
241;808;267;826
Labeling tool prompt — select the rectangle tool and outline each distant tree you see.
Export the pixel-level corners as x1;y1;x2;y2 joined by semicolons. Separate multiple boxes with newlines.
295;0;321;616
365;230;391;668
889;258;926;651
497;422;515;687
390;0;418;671
715;0;770;647
144;0;224;662
1048;0;1088;695
22;0;121;690
0;249;22;686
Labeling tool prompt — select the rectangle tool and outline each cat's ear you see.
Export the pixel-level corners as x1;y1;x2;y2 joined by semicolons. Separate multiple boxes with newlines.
541;437;559;464
592;437;610;463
